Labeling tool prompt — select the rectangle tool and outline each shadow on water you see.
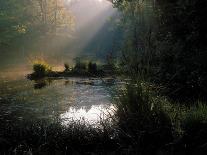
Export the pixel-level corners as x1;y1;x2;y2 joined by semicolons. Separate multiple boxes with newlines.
33;78;76;89
64;80;75;86
33;78;53;89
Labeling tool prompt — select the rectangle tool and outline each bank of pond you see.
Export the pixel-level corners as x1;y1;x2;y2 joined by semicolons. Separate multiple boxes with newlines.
1;60;206;154
1;77;207;154
27;60;120;80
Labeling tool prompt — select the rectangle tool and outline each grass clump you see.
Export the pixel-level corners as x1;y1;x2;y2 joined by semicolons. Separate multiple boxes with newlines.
183;103;207;125
180;103;207;153
115;81;173;154
33;60;52;78
0;120;118;155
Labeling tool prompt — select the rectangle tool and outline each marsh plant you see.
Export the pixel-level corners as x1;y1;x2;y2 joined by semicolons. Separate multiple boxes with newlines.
115;81;173;153
33;60;52;77
64;63;70;72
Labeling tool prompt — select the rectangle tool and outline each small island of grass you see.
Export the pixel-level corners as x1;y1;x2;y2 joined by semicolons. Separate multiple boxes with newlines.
27;58;119;80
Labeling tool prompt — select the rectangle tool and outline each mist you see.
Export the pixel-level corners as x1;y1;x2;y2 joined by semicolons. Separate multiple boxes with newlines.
0;0;118;78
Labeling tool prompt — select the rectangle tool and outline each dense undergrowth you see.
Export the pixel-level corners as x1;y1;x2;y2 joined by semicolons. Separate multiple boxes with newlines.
27;59;119;80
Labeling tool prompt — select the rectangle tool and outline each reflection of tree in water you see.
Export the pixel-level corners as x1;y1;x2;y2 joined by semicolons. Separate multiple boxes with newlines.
33;78;53;89
34;79;77;89
65;80;75;86
0;78;115;125
34;81;47;89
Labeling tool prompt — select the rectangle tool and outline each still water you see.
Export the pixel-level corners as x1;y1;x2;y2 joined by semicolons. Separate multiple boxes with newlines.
0;0;118;125
0;76;116;125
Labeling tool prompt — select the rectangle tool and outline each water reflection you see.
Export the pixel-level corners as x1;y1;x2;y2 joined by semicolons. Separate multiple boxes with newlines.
34;78;53;89
61;104;115;125
65;80;75;86
0;78;116;125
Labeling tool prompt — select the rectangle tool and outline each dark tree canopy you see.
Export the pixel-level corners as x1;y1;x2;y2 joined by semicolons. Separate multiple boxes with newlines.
113;0;207;100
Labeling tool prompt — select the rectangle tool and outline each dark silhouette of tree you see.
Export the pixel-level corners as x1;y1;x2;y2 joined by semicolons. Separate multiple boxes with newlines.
88;61;97;74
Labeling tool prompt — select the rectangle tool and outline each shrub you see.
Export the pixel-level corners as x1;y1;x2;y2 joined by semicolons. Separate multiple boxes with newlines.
64;63;70;72
33;60;52;77
88;61;97;74
74;62;86;71
183;103;207;127
181;103;207;153
115;81;173;153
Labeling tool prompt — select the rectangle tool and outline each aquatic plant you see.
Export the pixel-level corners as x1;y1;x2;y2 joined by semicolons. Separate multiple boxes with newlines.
33;60;52;77
64;63;70;72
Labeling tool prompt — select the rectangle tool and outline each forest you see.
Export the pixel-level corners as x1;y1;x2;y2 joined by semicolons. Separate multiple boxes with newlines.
0;0;207;154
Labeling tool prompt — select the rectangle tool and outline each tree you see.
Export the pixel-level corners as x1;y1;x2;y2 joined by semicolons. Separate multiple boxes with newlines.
114;0;207;100
112;0;156;78
88;62;97;74
0;0;74;46
36;0;74;34
155;0;207;99
0;0;32;45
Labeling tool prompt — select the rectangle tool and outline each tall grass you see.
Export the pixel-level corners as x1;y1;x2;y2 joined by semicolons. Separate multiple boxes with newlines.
114;80;207;154
179;103;207;153
183;102;207;126
0;120;118;155
33;60;52;78
114;80;173;154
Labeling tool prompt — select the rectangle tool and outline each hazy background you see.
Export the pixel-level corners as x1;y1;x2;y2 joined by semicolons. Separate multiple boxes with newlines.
0;0;120;79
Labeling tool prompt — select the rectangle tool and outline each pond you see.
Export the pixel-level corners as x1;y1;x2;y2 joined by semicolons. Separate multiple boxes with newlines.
0;76;117;126
0;0;119;126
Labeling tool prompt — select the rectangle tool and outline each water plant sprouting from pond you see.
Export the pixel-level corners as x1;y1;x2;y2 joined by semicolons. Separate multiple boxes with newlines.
32;60;52;78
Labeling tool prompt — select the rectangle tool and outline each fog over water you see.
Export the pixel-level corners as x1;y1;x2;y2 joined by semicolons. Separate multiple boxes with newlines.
0;0;118;79
0;0;118;124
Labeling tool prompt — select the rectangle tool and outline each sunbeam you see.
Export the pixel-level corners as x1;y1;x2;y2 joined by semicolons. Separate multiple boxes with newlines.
60;0;117;63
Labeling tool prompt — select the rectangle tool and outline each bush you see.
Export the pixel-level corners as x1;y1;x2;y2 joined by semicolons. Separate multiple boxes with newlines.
181;103;207;153
74;62;86;71
88;61;97;74
33;61;52;77
64;63;70;72
115;81;173;153
183;103;207;127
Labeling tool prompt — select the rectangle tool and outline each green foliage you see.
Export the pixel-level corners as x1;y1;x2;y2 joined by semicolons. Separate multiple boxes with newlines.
114;0;207;100
115;81;207;153
0;0;29;44
113;0;156;80
183;103;207;128
154;0;207;99
115;81;173;153
75;62;86;71
33;61;52;77
180;102;207;152
74;57;87;71
0;0;74;46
